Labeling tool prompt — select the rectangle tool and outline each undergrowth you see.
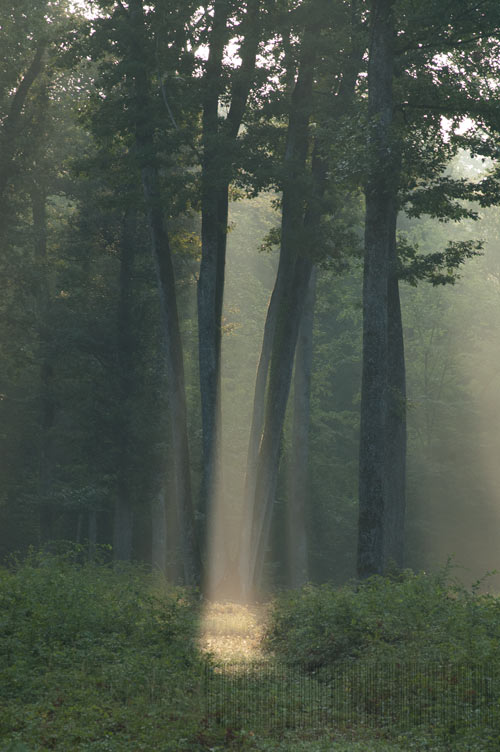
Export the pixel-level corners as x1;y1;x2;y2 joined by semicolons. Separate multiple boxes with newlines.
2;551;500;750
0;546;211;751
265;565;500;667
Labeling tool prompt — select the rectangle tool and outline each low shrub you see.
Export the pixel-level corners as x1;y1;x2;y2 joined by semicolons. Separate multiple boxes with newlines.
0;546;207;750
264;566;500;668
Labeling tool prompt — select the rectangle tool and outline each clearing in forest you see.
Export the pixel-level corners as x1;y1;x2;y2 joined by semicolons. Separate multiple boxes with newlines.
199;600;270;663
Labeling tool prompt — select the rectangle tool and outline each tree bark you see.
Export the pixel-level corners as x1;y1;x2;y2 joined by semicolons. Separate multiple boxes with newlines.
31;176;56;543
198;0;261;578
141;166;200;585
357;0;398;578
239;1;365;597
197;0;230;555
238;18;319;598
151;489;167;576
129;0;200;585
385;228;406;568
287;266;317;588
113;207;136;562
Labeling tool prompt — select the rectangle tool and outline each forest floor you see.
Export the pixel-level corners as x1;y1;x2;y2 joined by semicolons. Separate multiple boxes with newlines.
2;555;492;752
198;600;270;662
196;601;490;751
196;603;425;751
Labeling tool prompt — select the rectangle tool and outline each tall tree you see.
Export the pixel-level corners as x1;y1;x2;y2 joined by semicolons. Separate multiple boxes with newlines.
238;8;320;598
128;0;200;583
113;205;137;561
357;0;397;577
82;0;202;581
357;0;500;577
197;0;262;575
287;265;317;587
238;0;365;597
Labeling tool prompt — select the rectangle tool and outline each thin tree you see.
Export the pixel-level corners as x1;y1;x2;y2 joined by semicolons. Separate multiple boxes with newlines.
127;0;201;584
198;0;261;574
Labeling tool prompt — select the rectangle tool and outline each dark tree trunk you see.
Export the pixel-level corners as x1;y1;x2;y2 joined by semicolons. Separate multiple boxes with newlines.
198;0;260;578
287;266;317;588
113;208;136;562
197;0;230;554
239;2;365;597
31;178;56;543
385;231;406;568
151;488;167;576
251;255;314;592
129;0;200;585
141;164;200;585
238;19;319;597
357;0;398;578
237;267;282;596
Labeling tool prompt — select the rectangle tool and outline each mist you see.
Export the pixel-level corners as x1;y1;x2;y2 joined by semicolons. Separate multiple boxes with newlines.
204;162;500;594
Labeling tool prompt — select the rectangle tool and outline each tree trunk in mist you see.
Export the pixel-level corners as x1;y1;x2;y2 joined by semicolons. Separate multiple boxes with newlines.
237;269;282;597
141;166;200;585
251;255;314;592
198;0;260;580
31;178;56;542
287;266;317;588
238;18;318;598
357;0;397;579
151;489;167;575
239;2;364;597
197;0;229;562
129;0;200;585
385;238;406;568
113;208;136;562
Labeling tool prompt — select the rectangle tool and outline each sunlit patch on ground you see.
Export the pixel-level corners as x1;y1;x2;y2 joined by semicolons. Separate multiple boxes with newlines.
199;600;269;663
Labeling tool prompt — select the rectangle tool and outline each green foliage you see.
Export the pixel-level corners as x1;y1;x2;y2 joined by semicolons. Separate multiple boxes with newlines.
398;235;483;287
0;548;206;750
264;567;500;667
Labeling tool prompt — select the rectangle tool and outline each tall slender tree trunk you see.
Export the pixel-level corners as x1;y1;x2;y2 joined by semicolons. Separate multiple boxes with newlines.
31;177;56;543
198;1;261;582
357;0;398;578
151;488;167;575
385;227;406;567
141;165;200;585
238;19;319;597
198;0;230;558
129;0;200;585
251;255;314;592
239;1;365;598
287;266;317;588
113;207;136;562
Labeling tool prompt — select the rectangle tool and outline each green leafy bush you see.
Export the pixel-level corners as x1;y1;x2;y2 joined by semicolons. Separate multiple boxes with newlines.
0;547;206;750
264;567;500;667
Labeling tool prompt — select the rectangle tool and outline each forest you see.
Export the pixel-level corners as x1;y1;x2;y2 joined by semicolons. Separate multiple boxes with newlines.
4;0;500;749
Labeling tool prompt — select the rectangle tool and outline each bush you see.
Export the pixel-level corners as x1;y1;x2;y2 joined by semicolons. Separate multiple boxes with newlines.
264;567;500;668
0;546;206;750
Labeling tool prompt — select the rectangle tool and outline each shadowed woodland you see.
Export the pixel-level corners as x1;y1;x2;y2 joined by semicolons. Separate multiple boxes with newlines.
4;0;500;594
4;0;500;748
